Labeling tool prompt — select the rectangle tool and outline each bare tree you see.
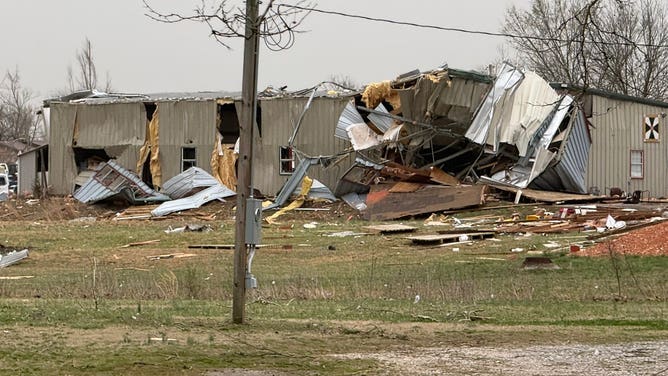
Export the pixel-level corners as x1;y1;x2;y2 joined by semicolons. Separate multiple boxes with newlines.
67;38;113;93
0;68;38;142
503;0;668;100
327;74;360;91
142;0;313;51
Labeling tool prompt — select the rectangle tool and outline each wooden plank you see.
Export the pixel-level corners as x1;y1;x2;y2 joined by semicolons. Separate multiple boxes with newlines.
491;185;605;203
120;239;160;248
389;182;422;193
407;232;494;245
363;224;417;234
428;166;460;186
188;244;271;250
364;184;486;221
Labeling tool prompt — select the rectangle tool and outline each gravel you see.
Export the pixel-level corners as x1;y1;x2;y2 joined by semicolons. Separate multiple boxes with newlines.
336;340;668;375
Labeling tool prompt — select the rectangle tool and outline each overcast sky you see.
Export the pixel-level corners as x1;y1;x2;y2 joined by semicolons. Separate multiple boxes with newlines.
0;0;532;101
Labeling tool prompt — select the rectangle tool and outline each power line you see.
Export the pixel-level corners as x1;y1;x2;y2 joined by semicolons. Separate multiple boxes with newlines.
280;4;668;49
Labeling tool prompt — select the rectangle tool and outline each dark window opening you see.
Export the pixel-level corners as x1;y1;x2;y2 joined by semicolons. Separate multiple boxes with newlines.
73;147;111;173
217;103;241;144
182;147;197;171
144;102;157;121
279;146;295;175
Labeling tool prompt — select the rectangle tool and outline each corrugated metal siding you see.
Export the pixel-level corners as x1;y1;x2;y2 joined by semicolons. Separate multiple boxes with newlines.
17;150;37;195
162;167;220;199
49;103;78;195
253;97;352;195
553;110;590;193
587;96;668;197
76;102;145;176
75;103;145;148
50;102;146;194
533;110;590;193
158;100;217;181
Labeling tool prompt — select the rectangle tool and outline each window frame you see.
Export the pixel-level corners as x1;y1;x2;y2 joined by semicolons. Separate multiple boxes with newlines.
279;146;295;175
181;147;197;172
629;149;644;179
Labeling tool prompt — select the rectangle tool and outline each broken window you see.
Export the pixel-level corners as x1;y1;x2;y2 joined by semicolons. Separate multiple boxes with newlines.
279;146;295;175
182;147;197;171
630;150;644;179
644;115;660;142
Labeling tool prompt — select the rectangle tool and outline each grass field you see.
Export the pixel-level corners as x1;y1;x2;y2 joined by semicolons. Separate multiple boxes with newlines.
0;202;666;375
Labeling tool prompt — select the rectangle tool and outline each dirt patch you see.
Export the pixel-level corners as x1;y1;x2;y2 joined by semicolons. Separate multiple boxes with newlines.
0;196;361;223
336;340;668;375
580;220;668;256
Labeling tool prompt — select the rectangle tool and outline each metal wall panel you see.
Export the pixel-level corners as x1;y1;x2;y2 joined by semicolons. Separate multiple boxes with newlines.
253;97;353;195
49;103;78;195
587;96;668;197
157;100;218;181
17;150;37;195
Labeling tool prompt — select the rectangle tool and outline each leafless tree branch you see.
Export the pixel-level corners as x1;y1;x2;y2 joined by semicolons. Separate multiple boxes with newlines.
504;0;668;100
0;68;39;142
142;0;314;50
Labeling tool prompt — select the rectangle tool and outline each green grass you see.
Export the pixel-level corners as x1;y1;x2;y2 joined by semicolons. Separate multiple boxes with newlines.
0;210;667;374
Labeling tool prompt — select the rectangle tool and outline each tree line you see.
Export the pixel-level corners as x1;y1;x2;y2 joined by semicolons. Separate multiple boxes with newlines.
0;38;111;143
3;0;668;145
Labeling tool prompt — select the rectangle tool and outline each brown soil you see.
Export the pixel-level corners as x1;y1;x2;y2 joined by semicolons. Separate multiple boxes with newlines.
579;220;668;256
0;196;361;223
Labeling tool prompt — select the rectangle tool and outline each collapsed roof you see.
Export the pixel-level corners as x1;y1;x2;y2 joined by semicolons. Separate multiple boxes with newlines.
333;63;591;197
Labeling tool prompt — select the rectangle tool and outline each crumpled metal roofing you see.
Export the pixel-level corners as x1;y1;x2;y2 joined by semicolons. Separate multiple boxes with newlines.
151;184;236;217
73;160;170;204
466;63;524;147
161;167;225;199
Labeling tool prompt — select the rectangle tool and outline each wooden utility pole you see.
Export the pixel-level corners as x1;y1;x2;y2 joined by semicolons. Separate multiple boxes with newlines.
233;0;260;324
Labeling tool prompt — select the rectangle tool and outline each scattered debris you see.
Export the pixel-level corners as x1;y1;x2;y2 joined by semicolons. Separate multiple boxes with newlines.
164;224;213;233
0;249;29;268
121;239;160;248
363;224;417;234
152;184;235;217
521;257;560;270
147;253;197;261
73;160;170;205
187;244;271;250
161;167;225;199
303;222;318;229
0;276;34;280
325;231;369;238
365;184;486;221
407;232;494;245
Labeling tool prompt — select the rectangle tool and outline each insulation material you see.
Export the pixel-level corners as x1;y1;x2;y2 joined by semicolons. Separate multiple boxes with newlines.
136;104;162;188
346;123;382;151
210;132;237;190
265;176;313;224
361;81;401;110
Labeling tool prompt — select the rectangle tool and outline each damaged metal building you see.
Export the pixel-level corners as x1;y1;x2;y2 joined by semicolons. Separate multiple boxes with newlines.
46;91;354;197
40;63;668;208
